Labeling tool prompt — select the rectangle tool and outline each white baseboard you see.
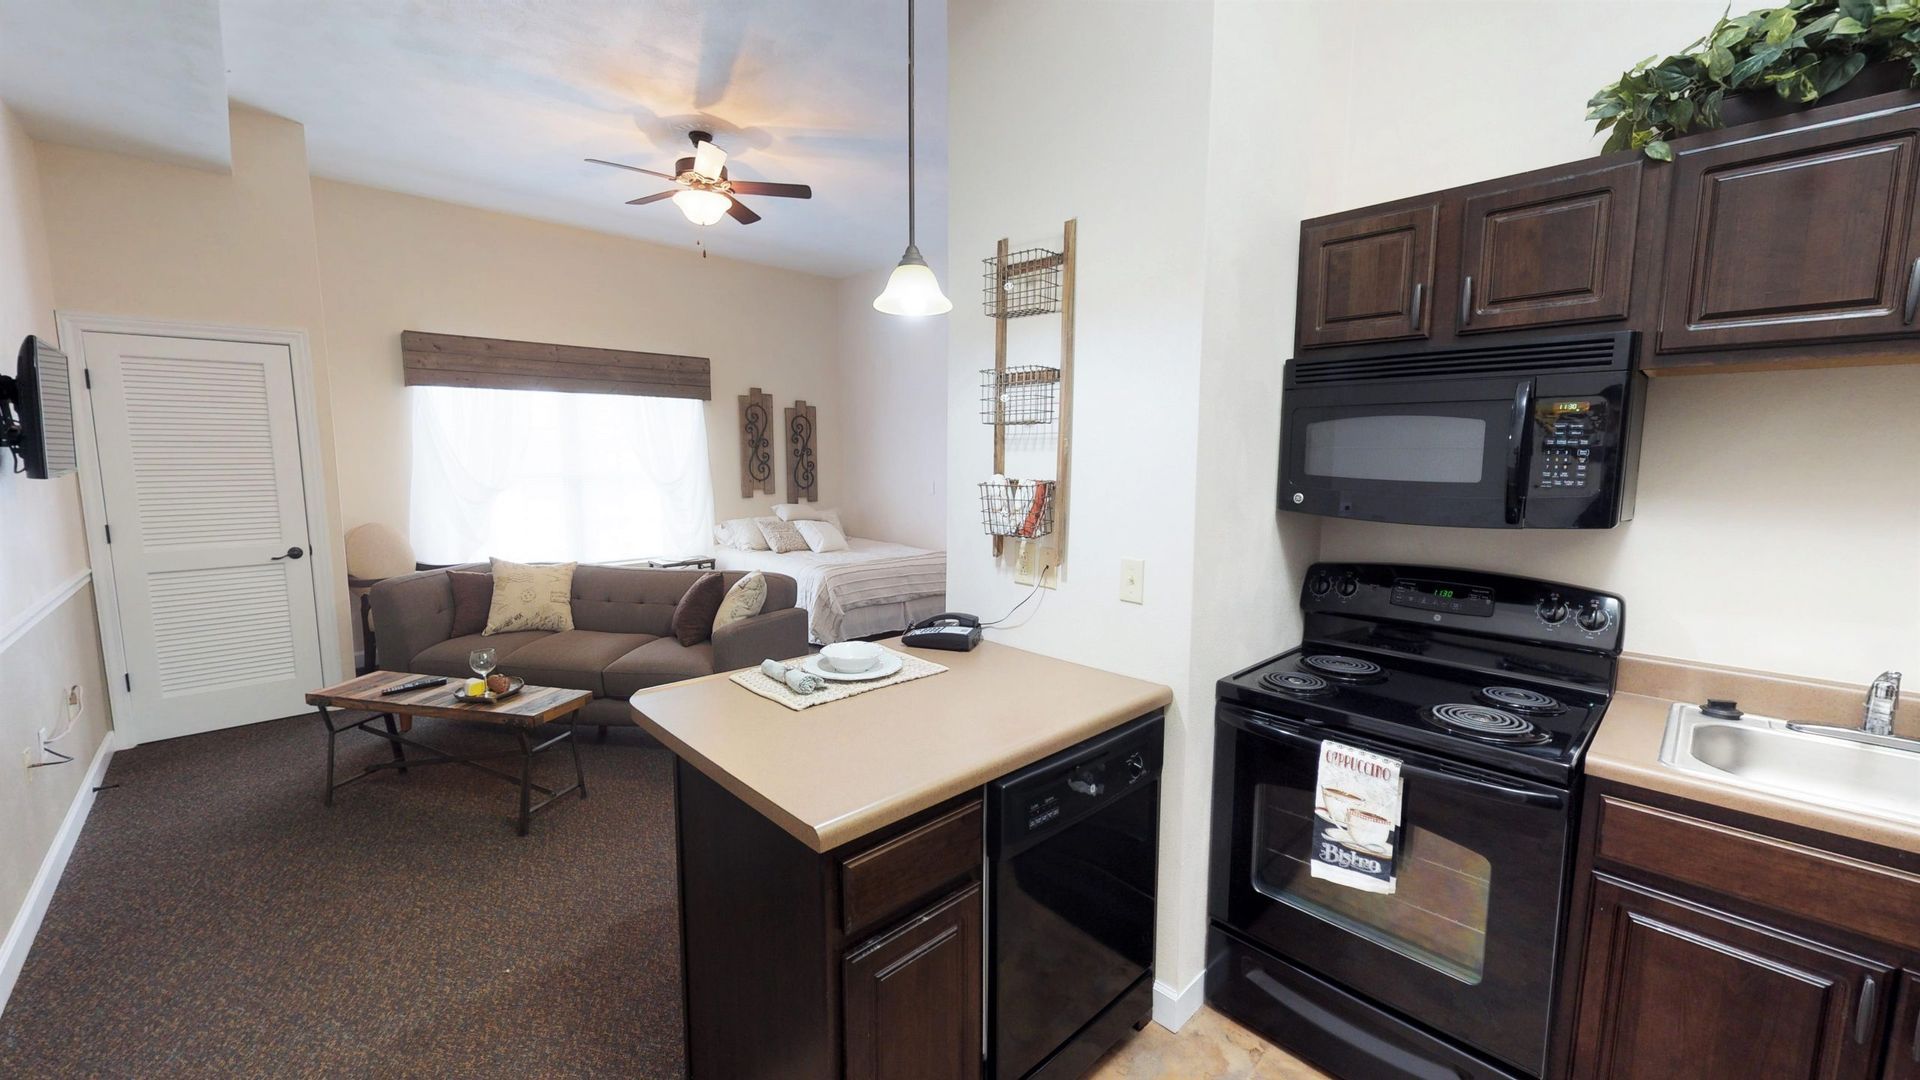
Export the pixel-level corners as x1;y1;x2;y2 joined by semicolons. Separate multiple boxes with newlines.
0;730;116;1015
1153;970;1206;1032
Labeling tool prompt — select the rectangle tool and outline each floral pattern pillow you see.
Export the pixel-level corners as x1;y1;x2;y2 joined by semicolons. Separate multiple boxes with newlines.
483;558;577;634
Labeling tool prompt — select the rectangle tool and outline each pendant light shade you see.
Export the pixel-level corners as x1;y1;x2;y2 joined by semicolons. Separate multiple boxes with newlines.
672;188;731;226
874;0;949;317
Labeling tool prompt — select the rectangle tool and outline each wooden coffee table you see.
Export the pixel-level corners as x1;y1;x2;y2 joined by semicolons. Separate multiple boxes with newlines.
306;671;593;835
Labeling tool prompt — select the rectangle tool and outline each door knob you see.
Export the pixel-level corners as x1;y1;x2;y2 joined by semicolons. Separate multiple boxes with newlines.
271;546;305;561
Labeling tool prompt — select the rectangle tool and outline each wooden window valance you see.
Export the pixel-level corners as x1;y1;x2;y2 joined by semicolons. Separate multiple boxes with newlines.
401;331;711;400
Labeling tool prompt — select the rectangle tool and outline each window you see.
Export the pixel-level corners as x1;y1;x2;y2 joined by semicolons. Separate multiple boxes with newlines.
408;385;714;564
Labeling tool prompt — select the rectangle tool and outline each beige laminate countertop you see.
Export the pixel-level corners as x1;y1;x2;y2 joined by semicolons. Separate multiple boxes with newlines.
1588;655;1920;856
627;640;1172;853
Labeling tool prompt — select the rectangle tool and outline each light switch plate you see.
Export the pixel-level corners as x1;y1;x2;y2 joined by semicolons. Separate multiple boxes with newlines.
1120;558;1145;604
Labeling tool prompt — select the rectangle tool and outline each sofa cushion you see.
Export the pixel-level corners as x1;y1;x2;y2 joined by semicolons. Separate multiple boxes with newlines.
570;564;688;637
486;559;576;634
447;571;494;637
412;631;551;679
605;637;716;698
504;630;657;696
671;572;726;646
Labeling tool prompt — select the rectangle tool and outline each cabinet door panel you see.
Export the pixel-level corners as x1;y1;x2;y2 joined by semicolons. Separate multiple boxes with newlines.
843;883;983;1080
1460;159;1640;332
1572;876;1890;1080
1298;204;1438;348
1659;107;1920;352
1887;971;1920;1080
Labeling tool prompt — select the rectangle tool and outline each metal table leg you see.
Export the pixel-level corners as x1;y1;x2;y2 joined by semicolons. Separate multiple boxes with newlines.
383;713;407;773
517;728;534;836
320;703;337;806
569;723;587;800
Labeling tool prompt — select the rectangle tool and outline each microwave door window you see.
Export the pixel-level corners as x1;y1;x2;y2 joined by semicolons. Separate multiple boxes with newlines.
1303;414;1488;484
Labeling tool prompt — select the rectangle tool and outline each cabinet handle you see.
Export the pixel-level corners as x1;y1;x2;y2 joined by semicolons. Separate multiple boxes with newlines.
1410;282;1425;330
1855;975;1877;1046
1904;258;1920;325
1460;275;1474;326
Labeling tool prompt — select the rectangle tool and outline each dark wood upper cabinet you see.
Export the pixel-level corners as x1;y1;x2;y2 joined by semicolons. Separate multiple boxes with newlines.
1298;203;1439;348
1657;102;1920;355
842;883;983;1080
1571;875;1891;1080
1459;159;1641;333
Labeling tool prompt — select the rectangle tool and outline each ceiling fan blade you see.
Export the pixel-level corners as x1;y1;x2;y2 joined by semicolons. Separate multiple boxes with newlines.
626;190;676;206
585;158;678;181
693;140;728;181
727;180;812;199
725;197;761;225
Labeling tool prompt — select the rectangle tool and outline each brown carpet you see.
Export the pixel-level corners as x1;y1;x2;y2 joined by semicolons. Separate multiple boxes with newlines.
0;712;686;1078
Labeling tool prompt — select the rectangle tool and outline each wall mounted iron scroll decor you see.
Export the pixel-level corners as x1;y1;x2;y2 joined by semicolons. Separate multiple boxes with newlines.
739;387;775;498
785;400;819;503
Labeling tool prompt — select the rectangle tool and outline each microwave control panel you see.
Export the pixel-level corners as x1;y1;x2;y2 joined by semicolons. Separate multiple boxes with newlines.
1531;398;1608;493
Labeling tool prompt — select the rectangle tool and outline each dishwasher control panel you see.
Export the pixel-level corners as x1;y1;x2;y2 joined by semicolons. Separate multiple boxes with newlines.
990;711;1165;852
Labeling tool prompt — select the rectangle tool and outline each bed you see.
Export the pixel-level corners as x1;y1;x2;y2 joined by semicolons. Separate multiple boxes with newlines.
711;538;948;644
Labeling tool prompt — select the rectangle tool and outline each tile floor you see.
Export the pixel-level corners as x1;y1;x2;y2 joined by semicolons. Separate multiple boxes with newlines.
1087;1006;1329;1079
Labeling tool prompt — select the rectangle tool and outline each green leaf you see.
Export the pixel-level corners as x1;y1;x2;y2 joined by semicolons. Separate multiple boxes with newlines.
1669;97;1696;130
1706;44;1735;79
1645;140;1674;161
1763;7;1797;43
1833;15;1868;34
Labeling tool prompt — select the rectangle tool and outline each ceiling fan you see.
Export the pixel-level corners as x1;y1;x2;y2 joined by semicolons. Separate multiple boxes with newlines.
586;131;812;227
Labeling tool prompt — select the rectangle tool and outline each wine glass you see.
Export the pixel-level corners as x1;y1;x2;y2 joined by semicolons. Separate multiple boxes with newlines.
468;648;497;682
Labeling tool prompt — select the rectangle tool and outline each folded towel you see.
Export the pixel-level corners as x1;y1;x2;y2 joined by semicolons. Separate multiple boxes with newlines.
761;658;824;694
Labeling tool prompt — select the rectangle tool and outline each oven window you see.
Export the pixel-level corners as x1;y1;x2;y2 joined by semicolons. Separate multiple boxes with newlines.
1250;783;1491;984
1303;415;1487;483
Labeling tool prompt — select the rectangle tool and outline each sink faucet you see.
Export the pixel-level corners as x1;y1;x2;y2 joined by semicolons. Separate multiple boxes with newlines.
1865;672;1902;737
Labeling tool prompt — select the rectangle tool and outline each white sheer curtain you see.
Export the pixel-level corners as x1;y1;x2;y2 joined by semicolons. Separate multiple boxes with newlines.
409;385;715;564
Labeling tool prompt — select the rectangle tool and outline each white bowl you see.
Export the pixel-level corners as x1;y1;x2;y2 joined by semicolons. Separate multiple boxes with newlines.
821;641;884;673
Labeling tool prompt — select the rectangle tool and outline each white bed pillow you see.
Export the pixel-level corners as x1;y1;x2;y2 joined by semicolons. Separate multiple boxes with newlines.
773;504;843;532
754;515;810;554
794;520;849;553
713;518;771;551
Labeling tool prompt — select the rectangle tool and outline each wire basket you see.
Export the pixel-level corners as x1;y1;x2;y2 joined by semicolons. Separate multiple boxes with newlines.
979;365;1060;426
978;478;1054;539
981;247;1063;318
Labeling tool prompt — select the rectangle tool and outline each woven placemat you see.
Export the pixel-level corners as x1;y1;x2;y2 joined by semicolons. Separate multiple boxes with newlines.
730;648;948;711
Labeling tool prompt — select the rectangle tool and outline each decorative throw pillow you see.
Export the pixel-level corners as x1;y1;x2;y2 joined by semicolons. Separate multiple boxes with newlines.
671;572;727;646
713;517;770;551
754;516;809;554
773;503;843;532
795;520;849;553
447;570;494;637
712;571;768;634
483;559;576;635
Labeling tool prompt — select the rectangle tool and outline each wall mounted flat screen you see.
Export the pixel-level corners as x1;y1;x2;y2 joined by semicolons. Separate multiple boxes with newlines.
11;335;77;479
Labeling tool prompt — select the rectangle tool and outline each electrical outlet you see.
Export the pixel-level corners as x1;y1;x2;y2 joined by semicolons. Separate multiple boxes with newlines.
1120;558;1145;604
35;728;49;765
1014;540;1040;586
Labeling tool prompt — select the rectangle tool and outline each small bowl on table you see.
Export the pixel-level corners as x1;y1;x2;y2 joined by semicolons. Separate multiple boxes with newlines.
820;641;885;674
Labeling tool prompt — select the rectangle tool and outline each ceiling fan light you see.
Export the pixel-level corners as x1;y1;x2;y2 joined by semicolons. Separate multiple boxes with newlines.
673;188;731;226
873;244;952;316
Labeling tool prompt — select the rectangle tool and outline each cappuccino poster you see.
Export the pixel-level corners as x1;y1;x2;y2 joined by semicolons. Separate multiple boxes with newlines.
1309;740;1404;894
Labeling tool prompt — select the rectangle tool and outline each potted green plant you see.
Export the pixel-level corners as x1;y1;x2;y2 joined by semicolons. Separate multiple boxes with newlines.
1588;0;1920;160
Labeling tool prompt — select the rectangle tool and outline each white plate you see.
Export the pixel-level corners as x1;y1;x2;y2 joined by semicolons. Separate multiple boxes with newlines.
800;652;904;682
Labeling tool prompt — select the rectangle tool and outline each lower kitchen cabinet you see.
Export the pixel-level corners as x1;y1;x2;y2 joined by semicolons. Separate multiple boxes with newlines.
843;883;983;1080
1569;875;1890;1079
1560;784;1920;1080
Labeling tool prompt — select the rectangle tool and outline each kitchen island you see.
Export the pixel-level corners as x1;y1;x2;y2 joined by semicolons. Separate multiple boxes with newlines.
629;640;1171;1080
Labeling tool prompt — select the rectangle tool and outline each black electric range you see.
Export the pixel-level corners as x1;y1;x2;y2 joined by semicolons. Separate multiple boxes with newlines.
1208;562;1624;1080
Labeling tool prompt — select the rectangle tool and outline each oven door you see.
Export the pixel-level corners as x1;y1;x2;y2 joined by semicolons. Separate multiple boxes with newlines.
1280;375;1531;528
1210;704;1571;1077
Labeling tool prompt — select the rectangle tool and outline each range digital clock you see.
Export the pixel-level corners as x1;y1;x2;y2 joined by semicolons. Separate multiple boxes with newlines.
1389;578;1496;617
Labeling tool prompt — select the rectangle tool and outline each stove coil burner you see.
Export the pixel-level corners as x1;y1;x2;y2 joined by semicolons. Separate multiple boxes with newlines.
1261;671;1333;697
1476;685;1565;715
1301;654;1385;682
1425;703;1550;744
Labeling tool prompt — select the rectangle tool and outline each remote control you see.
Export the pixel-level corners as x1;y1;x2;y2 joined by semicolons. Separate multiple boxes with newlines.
380;676;448;696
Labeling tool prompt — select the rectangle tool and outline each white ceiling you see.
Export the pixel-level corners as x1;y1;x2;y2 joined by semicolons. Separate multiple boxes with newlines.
0;0;945;277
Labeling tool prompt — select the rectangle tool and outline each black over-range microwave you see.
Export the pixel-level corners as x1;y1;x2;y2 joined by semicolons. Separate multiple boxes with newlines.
1279;331;1645;529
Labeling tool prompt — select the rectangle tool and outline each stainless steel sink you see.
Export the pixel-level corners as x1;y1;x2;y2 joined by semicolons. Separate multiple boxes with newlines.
1658;703;1920;823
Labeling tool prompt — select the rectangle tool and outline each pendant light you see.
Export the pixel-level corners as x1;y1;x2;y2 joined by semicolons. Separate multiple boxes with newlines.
873;0;951;316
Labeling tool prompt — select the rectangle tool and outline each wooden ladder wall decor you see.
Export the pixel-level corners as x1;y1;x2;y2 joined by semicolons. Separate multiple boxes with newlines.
990;218;1077;576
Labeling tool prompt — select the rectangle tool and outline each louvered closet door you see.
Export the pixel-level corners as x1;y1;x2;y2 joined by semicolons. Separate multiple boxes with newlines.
86;332;324;742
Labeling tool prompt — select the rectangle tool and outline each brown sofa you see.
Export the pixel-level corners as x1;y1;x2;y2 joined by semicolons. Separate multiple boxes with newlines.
370;564;805;733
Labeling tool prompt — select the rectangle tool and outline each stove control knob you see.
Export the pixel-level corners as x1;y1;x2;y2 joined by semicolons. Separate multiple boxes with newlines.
1067;765;1106;798
1576;600;1610;632
1124;751;1147;781
1537;594;1569;624
1336;573;1359;598
1308;572;1332;598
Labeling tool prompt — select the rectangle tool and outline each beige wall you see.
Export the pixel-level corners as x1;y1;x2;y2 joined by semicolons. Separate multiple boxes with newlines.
35;105;354;670
0;100;111;977
310;180;848;544
834;266;947;549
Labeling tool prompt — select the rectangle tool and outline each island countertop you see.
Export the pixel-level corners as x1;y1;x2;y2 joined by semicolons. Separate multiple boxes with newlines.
627;640;1172;853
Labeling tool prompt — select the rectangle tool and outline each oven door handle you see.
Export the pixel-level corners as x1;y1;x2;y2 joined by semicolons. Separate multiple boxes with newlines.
1236;711;1566;809
1504;379;1533;526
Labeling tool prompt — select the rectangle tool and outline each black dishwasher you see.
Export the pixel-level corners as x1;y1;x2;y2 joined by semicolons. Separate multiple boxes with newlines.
987;710;1164;1080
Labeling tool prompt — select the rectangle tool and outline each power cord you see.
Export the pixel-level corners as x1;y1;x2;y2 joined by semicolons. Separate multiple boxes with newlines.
981;575;1049;628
